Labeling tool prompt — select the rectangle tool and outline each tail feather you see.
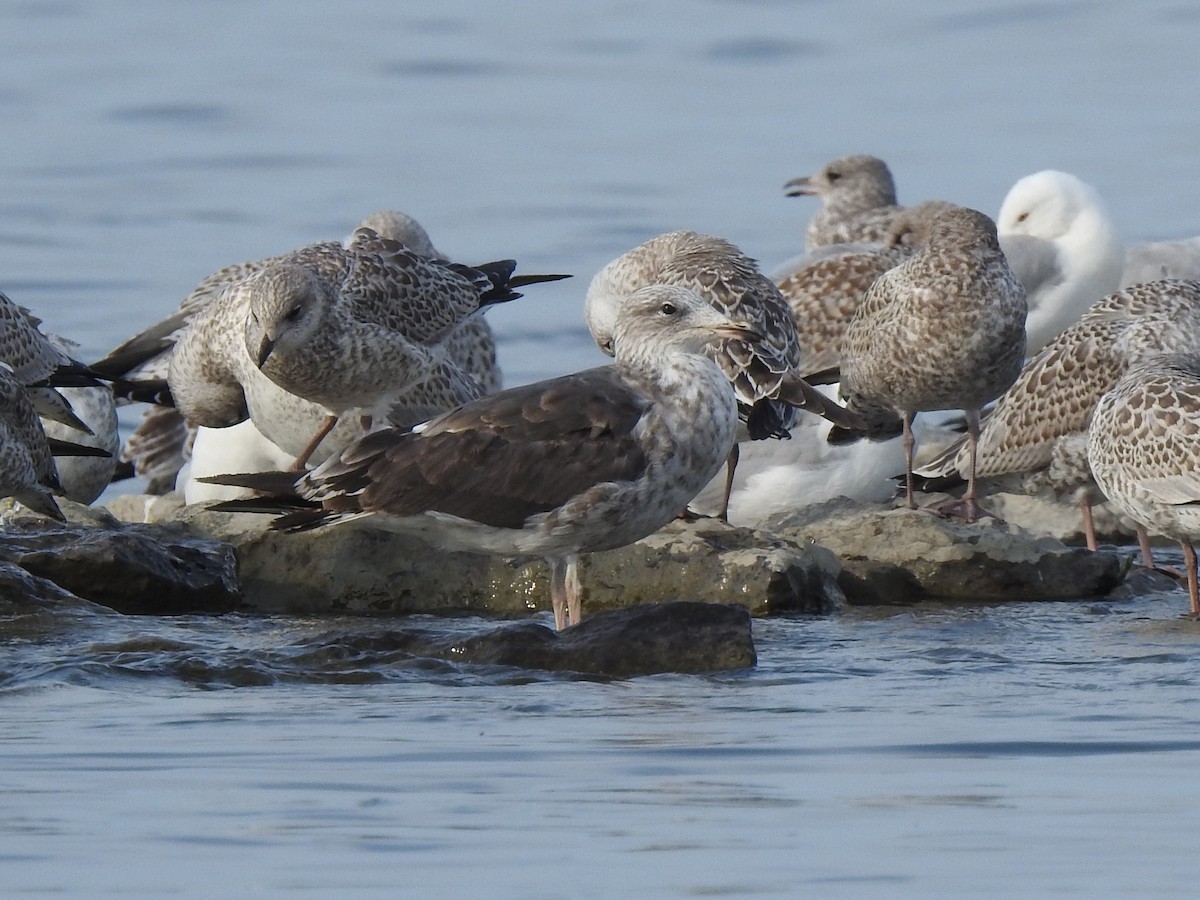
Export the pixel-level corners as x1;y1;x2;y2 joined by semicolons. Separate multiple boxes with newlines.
47;437;111;458
774;373;866;431
196;470;302;496
110;376;174;407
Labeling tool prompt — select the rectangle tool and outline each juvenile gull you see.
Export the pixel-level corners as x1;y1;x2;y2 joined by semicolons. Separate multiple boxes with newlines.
996;170;1125;353
0;364;65;520
769;241;911;376
584;231;860;517
784;154;905;250
1088;353;1200;616
833;207;1028;522
97;211;502;489
170;226;564;472
916;279;1200;551
204;285;757;631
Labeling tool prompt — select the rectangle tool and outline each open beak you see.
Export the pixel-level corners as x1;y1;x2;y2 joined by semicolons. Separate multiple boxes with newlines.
783;176;816;197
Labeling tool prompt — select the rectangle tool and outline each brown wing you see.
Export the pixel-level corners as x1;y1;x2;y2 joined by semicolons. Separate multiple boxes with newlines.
307;367;651;529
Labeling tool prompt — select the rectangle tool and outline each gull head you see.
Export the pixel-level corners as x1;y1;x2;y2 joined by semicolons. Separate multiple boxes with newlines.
242;264;328;370
783;154;896;205
611;284;760;362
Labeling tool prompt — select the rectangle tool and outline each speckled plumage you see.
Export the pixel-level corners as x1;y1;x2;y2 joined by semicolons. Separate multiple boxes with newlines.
1088;353;1200;615
0;365;62;519
107;212;504;487
838;207;1028;518
784;154;904;250
587;231;814;437
770;242;912;376
206;285;754;630
919;279;1200;486
171;226;526;467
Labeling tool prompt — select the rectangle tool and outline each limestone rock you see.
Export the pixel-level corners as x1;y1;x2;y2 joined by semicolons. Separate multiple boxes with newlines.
768;498;1126;605
111;496;846;617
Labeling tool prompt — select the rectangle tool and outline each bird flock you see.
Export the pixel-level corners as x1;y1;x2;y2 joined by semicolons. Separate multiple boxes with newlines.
4;154;1200;624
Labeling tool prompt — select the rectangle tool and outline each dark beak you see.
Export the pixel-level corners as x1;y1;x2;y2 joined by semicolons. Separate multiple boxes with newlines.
255;335;276;368
783;176;816;198
716;323;763;344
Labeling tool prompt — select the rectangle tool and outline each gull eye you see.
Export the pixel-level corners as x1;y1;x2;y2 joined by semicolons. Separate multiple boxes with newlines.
826;170;841;181
659;302;678;315
283;304;303;323
1016;211;1029;223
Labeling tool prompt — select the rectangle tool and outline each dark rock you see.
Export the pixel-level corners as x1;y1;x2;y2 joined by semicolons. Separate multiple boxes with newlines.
0;510;241;615
442;601;757;676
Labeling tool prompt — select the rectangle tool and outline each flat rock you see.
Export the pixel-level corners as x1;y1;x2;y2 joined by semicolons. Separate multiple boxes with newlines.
767;498;1127;605
108;495;846;617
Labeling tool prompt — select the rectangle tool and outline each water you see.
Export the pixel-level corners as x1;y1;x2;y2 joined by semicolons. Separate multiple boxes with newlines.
3;0;1200;895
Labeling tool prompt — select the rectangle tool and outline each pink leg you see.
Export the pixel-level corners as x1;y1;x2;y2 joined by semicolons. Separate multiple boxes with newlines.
549;556;582;630
1183;541;1199;619
1079;495;1098;552
1138;526;1155;570
290;413;339;472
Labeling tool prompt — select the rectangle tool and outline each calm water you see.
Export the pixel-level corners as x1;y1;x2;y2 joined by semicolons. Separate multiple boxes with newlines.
3;0;1200;895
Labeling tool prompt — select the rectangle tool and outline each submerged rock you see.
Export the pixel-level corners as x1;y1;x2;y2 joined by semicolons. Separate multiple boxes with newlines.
433;601;756;676
107;494;845;617
768;498;1127;605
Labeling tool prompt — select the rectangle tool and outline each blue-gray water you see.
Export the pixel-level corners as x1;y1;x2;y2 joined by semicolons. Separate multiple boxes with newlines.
3;1;1200;895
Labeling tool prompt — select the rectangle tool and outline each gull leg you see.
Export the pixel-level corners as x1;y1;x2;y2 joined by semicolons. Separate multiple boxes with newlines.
1137;526;1156;570
1079;494;1098;551
548;556;574;631
931;409;999;523
564;556;582;627
902;412;918;510
1184;541;1199;618
718;445;738;522
290;413;339;472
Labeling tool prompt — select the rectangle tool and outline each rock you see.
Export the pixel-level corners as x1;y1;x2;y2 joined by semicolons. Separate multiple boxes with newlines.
768;498;1127;605
432;601;756;676
110;496;845;617
0;499;241;615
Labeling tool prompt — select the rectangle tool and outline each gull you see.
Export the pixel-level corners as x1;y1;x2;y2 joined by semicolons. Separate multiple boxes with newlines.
833;207;1028;522
204;284;758;631
584;230;861;518
0;364;65;520
995;170;1125;354
97;210;504;490
783;154;905;250
1088;353;1200;616
916;279;1200;552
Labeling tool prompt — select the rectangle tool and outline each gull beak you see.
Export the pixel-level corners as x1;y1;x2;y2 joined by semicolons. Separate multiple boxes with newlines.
783;176;816;197
715;322;762;344
255;335;276;368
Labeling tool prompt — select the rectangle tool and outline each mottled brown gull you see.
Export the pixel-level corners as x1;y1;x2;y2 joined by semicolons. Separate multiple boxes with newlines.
769;242;911;376
1088;353;1200;616
833;207;1028;522
203;285;757;631
584;230;860;517
916;279;1200;548
784;154;914;251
